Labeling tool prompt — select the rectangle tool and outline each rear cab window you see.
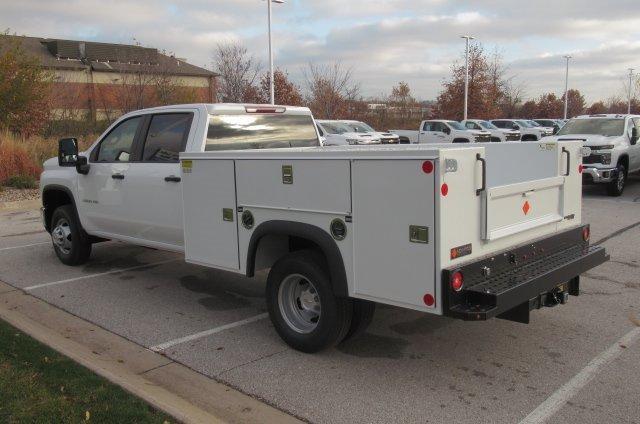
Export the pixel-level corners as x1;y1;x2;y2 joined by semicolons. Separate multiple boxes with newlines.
141;113;193;162
205;113;319;151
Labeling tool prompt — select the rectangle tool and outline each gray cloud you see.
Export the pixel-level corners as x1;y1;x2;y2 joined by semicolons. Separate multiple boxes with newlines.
1;0;638;103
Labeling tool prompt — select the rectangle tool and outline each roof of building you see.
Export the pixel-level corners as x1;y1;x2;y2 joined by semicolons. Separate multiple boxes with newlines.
0;34;217;78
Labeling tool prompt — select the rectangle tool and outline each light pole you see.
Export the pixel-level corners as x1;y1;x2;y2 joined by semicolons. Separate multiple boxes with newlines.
563;55;571;119
460;35;474;120
266;0;285;105
628;68;635;114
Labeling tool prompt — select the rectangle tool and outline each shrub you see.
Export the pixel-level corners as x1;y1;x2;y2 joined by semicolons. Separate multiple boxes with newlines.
0;140;41;184
5;175;37;189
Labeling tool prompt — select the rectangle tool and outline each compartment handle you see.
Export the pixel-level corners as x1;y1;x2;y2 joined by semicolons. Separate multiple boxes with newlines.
476;153;486;196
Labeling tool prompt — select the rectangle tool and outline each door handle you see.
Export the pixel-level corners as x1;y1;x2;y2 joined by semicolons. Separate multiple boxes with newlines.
476;153;486;196
111;173;125;180
562;147;571;176
164;175;181;183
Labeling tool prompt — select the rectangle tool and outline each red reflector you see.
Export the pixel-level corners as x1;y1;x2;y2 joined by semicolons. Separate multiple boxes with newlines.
582;226;590;241
578;164;583;174
451;271;464;292
422;161;434;174
423;293;435;306
441;183;449;196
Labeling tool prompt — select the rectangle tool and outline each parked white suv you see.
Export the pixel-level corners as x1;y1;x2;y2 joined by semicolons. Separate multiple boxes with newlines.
339;120;400;144
491;119;551;141
547;114;640;196
461;119;521;142
392;120;491;143
316;120;381;146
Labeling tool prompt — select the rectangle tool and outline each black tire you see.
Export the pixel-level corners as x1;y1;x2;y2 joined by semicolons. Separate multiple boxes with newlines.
266;250;352;353
341;299;376;342
50;205;92;265
607;163;626;197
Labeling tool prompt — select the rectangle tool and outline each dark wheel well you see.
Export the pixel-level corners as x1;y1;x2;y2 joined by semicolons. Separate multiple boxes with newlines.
398;136;411;144
42;187;73;233
521;134;538;141
452;138;470;143
618;155;629;173
247;221;349;297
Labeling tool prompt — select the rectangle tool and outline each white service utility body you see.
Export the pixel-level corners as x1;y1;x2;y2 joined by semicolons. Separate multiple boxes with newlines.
41;103;608;352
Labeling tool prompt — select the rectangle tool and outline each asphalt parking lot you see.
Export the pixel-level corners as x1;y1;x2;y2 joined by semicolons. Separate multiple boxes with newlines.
1;177;639;424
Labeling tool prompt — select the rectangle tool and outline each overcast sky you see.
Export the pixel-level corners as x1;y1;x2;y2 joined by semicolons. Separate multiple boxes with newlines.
2;0;639;103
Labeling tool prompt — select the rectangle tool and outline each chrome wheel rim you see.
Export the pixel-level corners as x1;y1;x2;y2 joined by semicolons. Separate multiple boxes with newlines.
52;218;72;255
278;274;321;334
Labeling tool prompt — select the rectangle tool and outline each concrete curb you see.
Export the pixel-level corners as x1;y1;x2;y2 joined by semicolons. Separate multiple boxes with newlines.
0;281;301;424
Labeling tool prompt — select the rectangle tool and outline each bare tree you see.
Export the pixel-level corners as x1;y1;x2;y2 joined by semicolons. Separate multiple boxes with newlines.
213;42;261;103
303;62;359;119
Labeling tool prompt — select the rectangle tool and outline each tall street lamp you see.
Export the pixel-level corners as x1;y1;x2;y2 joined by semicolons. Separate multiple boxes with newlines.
628;68;635;114
460;35;474;120
563;55;571;119
266;0;285;105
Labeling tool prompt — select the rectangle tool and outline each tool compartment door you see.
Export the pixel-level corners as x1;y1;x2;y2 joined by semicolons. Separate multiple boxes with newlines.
351;159;436;310
181;159;239;270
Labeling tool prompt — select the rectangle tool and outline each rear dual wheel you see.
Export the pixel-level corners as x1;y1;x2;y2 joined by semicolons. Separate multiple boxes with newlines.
266;250;375;352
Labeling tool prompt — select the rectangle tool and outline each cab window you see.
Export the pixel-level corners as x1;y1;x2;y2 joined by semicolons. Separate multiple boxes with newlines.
142;113;193;162
95;116;143;162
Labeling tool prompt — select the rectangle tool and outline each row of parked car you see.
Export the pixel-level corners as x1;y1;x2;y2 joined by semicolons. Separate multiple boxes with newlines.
316;118;568;146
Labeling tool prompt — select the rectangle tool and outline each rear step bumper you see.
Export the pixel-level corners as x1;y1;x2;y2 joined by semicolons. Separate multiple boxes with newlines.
442;225;609;323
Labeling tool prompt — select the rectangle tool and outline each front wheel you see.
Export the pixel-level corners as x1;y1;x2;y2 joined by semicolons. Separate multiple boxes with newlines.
607;163;626;197
266;250;352;353
50;205;92;265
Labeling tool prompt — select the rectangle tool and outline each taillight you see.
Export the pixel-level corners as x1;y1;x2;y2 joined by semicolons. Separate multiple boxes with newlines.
582;226;590;242
578;164;583;174
451;271;464;292
441;183;449;196
422;160;434;174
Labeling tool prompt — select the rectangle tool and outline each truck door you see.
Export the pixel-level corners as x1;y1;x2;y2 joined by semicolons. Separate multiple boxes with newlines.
78;116;144;236
420;122;440;143
629;118;640;172
121;112;195;249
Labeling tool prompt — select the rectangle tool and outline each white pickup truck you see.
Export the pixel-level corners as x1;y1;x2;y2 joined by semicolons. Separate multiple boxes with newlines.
547;114;640;196
41;103;608;353
392;120;491;144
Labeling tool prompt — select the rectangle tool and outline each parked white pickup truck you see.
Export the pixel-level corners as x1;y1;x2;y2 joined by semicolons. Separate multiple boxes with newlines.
41;103;608;353
546;114;640;196
491;119;552;141
461;119;521;142
392;120;491;144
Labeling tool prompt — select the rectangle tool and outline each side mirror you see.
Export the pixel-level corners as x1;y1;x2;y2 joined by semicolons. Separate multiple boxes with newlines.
513;125;520;130
443;127;451;135
631;127;639;145
58;138;78;167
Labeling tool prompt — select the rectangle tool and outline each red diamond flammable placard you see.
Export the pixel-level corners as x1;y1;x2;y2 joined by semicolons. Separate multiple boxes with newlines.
522;200;531;215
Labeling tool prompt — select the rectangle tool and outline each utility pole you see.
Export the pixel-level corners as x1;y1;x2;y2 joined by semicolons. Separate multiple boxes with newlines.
460;35;474;120
629;68;635;114
563;55;571;119
266;0;285;105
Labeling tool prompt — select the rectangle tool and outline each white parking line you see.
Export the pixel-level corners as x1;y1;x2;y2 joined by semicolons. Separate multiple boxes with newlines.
519;326;640;424
150;313;269;352
0;242;50;252
23;259;179;291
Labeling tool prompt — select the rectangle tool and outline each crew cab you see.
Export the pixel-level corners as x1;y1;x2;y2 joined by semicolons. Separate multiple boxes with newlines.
491;119;552;141
546;114;640;196
339;120;400;144
533;119;563;135
41;103;608;353
461;119;521;142
392;120;491;144
315;120;381;146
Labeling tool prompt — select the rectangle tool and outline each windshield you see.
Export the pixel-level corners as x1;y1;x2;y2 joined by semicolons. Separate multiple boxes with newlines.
447;121;467;130
318;121;352;134
205;114;319;151
343;121;375;132
527;120;541;127
478;121;498;130
516;120;534;128
556;119;625;137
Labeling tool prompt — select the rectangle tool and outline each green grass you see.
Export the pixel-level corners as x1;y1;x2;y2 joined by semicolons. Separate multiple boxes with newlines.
0;319;175;423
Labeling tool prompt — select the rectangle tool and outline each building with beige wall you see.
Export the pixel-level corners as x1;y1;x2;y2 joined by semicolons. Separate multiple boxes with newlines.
1;35;218;121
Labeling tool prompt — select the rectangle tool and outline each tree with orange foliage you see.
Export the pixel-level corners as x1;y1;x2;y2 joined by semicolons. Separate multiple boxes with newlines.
259;69;303;105
434;44;504;120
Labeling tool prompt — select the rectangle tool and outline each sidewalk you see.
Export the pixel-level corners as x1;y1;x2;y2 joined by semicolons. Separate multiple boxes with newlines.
0;280;301;424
